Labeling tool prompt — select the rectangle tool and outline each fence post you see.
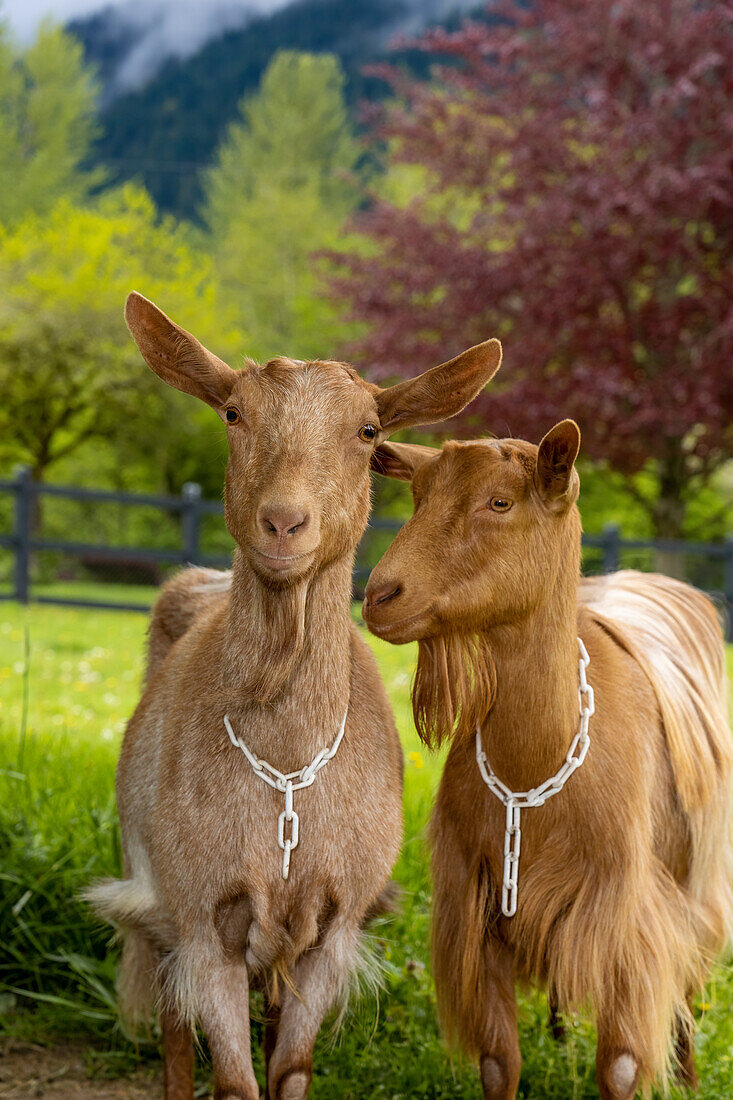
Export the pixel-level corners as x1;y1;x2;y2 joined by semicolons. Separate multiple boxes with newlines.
181;482;202;565
724;533;733;643
601;523;620;574
13;465;31;603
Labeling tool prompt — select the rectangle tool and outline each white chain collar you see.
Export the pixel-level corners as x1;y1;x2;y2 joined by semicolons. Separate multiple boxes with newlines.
476;636;594;918
224;708;348;880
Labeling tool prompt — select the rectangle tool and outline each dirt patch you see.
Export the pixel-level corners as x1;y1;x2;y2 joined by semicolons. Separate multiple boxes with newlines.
0;1041;161;1099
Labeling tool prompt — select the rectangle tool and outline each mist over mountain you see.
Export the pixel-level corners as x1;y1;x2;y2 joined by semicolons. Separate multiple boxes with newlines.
69;0;489;216
68;1;292;99
69;0;483;98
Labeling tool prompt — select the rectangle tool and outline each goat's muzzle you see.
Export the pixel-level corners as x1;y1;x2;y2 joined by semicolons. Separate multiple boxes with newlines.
363;575;432;642
249;498;321;582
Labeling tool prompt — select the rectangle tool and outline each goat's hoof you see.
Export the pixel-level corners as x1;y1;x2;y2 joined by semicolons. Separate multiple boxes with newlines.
599;1052;639;1099
480;1055;509;1099
277;1070;310;1100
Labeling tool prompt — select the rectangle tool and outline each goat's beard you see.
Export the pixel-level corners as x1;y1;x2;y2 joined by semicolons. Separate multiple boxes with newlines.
413;633;497;750
224;566;308;704
242;583;307;703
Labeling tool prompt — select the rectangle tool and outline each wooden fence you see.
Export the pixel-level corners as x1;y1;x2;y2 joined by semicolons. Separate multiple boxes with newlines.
1;466;731;637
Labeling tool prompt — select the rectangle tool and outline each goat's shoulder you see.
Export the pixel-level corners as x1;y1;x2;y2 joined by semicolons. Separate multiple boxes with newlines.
577;603;659;724
146;567;231;684
151;566;231;643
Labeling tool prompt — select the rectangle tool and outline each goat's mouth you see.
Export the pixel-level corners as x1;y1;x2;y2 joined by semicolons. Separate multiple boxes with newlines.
249;546;317;579
362;604;433;643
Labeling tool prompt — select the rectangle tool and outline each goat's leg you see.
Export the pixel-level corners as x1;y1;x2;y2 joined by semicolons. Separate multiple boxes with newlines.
266;922;360;1100
161;1009;195;1100
192;956;259;1100
263;997;281;1086
440;926;520;1100
595;1019;641;1100
474;947;522;1100
674;997;698;1091
547;986;565;1043
117;931;194;1098
432;839;520;1098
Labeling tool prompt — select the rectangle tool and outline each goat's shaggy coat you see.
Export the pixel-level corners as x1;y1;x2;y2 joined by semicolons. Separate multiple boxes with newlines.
85;292;503;1100
363;427;732;1100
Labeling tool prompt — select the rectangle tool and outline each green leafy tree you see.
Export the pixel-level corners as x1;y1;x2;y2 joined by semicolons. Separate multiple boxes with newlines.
203;50;362;359
0;185;243;488
0;18;102;225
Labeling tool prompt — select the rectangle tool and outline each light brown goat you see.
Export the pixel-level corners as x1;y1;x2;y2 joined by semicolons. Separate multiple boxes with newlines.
363;423;732;1099
86;292;502;1100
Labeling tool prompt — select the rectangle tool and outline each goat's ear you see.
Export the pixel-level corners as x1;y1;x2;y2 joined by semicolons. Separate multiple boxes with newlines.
370;441;440;481
535;420;581;505
376;339;502;434
125;292;237;409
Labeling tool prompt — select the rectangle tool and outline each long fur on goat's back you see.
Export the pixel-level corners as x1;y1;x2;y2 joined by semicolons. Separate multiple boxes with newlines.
582;571;733;954
581;571;730;810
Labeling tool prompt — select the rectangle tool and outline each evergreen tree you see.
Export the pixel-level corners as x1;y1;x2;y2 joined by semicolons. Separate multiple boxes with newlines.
0;20;102;225
203;51;361;360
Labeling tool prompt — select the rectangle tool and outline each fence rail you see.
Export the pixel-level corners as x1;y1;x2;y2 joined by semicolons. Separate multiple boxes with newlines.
1;466;731;636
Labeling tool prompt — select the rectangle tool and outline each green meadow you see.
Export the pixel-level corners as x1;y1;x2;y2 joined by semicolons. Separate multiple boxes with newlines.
1;602;732;1098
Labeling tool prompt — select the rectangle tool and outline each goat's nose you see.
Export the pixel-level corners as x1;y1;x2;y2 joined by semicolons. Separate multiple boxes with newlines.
364;581;402;608
257;503;309;539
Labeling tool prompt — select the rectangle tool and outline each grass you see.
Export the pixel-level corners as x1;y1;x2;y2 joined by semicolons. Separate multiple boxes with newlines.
1;601;732;1098
3;578;160;606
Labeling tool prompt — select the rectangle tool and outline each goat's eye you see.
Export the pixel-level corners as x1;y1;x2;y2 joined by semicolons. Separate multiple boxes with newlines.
358;423;377;443
225;407;241;425
489;496;512;512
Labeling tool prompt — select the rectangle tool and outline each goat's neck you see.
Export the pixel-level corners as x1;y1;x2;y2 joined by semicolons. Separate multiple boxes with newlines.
222;549;352;763
481;576;580;790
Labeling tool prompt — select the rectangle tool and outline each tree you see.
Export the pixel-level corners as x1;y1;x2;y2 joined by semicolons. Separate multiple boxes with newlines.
0;186;243;488
203;50;363;360
0;19;102;225
331;0;733;539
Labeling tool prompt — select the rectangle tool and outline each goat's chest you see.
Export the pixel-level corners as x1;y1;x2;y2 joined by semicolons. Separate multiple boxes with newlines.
151;711;401;913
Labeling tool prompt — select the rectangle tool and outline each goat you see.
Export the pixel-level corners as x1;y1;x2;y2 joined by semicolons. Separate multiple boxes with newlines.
85;292;502;1100
362;422;732;1099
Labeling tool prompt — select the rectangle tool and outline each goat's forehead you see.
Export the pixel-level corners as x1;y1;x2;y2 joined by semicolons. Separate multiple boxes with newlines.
425;438;537;490
232;359;377;427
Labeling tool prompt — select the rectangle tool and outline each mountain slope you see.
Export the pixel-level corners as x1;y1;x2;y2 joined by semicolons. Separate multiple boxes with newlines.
70;0;484;216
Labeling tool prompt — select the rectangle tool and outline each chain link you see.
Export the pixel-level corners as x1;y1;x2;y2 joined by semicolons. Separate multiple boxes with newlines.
224;709;348;880
476;637;594;917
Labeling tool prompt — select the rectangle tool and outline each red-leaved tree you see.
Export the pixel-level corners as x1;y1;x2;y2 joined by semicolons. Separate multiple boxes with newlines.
331;0;733;538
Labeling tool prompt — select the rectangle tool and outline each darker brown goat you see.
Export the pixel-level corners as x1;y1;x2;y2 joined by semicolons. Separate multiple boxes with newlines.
85;292;503;1100
363;424;732;1100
